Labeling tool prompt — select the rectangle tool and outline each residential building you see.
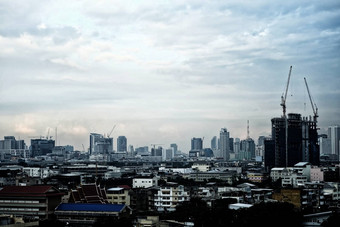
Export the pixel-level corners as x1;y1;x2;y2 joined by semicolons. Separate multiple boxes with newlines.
153;183;190;212
188;171;237;185
107;185;131;205
0;185;63;220
328;125;340;157
310;166;324;182
220;128;230;161
133;176;158;189
170;143;178;156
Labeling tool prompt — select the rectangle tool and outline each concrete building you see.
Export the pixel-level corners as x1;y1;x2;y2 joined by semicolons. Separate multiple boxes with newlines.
328;125;340;158
220;128;230;161
268;113;319;168
170;143;178;156
133;176;158;189
117;136;127;152
30;138;55;157
55;203;131;225
107;186;131;205
89;133;113;155
0;185;63;220
153;183;190;212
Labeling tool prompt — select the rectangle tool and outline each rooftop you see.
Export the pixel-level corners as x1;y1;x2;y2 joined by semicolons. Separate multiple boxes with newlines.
56;203;126;212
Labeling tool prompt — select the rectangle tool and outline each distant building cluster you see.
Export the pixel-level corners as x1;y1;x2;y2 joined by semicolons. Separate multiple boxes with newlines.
0;110;339;226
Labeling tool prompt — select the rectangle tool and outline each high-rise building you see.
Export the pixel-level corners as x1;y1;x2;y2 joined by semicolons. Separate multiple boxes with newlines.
240;138;255;160
319;134;331;155
170;143;178;156
191;138;203;151
220;128;230;161
30;139;55;157
117;136;127;152
211;136;217;150
89;133;113;155
267;113;319;168
151;146;163;156
328;125;340;157
0;136;26;150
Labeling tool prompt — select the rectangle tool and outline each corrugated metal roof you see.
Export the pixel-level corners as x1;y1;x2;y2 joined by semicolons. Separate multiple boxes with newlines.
56;203;125;212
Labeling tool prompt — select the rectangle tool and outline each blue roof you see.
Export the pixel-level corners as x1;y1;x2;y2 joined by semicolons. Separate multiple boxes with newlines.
56;203;125;212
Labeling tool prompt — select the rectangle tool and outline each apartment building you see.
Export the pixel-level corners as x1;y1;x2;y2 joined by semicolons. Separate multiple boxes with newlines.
153;183;190;212
107;185;131;205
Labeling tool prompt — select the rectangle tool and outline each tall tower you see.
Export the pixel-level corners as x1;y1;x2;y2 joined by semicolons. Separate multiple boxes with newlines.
328;125;340;157
220;128;230;161
117;136;127;152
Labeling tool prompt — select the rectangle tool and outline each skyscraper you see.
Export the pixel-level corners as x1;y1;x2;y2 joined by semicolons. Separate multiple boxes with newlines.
268;113;319;168
211;136;217;150
191;138;203;151
89;133;113;155
328;125;340;157
220;128;230;161
170;143;178;156
117;136;127;152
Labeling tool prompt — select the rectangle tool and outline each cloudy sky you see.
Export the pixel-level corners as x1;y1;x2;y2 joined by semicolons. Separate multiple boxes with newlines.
0;0;339;152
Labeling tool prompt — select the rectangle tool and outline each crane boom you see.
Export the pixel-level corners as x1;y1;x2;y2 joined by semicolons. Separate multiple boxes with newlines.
281;66;292;118
304;77;318;123
107;125;116;138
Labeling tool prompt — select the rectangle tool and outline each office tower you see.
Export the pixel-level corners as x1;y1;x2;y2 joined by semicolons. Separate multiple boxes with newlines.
117;136;127;152
30;138;55;157
319;134;331;155
170;143;178;156
89;133;113;155
233;138;240;154
328;125;340;157
0;136;26;150
270;113;319;167
211;136;217;150
240;138;255;160
229;138;234;152
191;138;203;151
165;148;173;160
220;128;230;161
151;146;163;156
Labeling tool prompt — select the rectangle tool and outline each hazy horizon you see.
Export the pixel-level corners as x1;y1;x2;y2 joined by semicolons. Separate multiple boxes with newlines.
0;1;339;152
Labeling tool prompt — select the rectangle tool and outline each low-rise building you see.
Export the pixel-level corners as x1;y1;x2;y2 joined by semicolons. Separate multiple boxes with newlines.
133;176;158;189
188;171;236;185
107;185;131;205
0;185;64;220
55;203;131;226
153;183;190;212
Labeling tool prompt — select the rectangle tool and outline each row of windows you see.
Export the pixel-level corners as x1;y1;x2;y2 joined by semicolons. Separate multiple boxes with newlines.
0;207;39;211
0;200;39;204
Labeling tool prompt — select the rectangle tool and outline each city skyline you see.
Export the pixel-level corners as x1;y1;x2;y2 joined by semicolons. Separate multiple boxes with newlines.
0;1;339;152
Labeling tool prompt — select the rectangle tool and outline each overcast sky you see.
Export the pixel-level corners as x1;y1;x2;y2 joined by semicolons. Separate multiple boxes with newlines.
0;0;339;152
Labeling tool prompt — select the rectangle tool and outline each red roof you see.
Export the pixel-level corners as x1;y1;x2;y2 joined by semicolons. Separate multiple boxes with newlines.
118;185;131;189
0;185;63;197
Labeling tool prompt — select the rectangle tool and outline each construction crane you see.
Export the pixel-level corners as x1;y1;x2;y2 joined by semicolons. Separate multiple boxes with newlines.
280;66;292;168
107;125;116;138
304;77;318;124
281;66;293;118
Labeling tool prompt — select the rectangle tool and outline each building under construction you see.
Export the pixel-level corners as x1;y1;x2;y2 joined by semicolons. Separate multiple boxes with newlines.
265;67;319;169
265;113;319;169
